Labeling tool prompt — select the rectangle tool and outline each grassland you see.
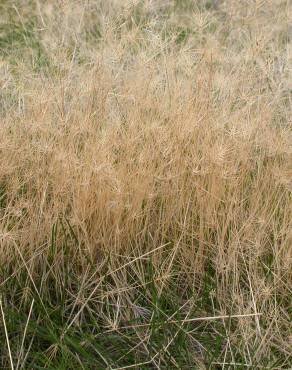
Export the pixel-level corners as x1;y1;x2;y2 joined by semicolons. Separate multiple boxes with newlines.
0;0;291;368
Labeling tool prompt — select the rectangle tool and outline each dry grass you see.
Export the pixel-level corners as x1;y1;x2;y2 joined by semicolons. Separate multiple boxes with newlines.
0;0;291;368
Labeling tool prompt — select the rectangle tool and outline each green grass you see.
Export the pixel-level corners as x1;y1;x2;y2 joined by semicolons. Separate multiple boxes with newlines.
1;219;284;369
0;276;221;368
0;19;50;71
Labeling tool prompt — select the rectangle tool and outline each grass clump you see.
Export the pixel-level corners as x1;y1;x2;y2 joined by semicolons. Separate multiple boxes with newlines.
0;0;291;369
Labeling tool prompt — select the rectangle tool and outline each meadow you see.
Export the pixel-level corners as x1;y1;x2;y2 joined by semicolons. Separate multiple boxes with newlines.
0;0;291;368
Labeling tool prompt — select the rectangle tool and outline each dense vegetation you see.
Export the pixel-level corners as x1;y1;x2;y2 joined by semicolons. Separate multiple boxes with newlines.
0;0;291;368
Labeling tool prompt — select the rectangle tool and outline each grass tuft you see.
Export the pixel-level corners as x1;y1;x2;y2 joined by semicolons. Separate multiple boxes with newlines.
0;0;291;368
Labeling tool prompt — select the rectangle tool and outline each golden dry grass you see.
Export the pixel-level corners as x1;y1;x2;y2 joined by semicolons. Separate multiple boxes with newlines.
0;0;291;368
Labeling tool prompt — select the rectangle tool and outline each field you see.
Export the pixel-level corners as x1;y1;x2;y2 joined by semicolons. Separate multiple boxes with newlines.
0;0;291;368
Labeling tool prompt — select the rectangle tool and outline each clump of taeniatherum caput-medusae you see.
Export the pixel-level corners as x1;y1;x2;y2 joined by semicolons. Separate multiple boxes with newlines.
0;0;291;368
